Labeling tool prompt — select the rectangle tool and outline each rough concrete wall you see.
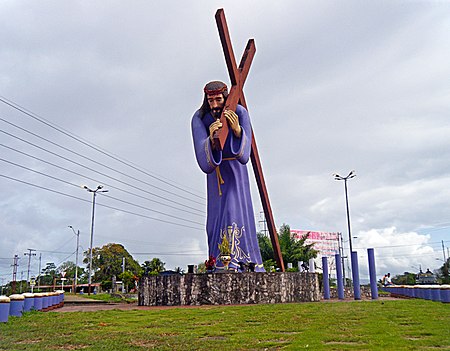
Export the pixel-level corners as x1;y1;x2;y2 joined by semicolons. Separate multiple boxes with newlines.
328;286;374;299
139;272;320;306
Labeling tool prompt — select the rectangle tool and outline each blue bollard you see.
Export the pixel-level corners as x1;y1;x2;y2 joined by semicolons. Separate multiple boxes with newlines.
0;296;10;322
22;293;35;312
322;256;330;299
9;294;25;317
367;248;378;299
351;252;361;300
335;253;345;300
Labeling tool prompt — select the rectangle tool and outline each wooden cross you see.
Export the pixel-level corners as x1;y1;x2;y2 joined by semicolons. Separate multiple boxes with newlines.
214;8;285;272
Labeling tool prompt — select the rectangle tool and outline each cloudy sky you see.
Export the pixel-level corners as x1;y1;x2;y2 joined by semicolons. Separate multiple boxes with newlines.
1;1;449;285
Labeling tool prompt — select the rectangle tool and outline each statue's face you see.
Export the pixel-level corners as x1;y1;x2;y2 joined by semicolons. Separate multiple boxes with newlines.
207;93;225;118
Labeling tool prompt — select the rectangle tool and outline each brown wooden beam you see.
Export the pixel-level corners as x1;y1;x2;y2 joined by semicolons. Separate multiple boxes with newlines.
214;8;285;271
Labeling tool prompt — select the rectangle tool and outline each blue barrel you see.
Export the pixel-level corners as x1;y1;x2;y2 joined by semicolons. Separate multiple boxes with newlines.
9;294;25;317
430;286;440;302
22;293;35;312
415;286;422;299
440;285;450;303
58;290;65;306
42;293;50;310
410;286;417;298
34;293;43;311
423;286;432;300
50;292;57;309
0;296;10;322
51;292;58;309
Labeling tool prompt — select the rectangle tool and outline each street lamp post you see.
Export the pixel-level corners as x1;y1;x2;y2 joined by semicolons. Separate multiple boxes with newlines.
333;170;356;287
68;226;80;294
83;185;108;295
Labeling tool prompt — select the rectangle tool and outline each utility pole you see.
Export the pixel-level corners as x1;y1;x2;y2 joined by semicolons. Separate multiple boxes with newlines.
37;253;42;291
68;226;80;294
24;248;36;290
11;255;19;294
83;184;109;295
20;271;24;293
442;240;447;262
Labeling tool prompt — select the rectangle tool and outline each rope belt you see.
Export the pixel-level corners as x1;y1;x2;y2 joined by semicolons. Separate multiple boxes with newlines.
215;157;237;196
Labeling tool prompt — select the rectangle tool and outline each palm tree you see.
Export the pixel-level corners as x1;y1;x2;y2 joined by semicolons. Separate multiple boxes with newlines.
258;223;318;270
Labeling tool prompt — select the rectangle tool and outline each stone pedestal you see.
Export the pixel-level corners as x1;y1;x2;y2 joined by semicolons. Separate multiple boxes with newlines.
139;272;319;306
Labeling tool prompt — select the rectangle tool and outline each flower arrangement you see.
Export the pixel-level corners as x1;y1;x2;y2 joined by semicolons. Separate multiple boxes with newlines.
205;255;216;271
218;235;231;256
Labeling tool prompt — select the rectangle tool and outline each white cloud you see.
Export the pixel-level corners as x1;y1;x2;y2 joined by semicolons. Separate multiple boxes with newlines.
352;227;439;282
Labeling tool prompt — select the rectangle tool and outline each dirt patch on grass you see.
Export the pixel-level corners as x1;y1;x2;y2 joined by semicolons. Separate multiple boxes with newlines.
15;339;42;344
128;340;158;348
50;345;88;350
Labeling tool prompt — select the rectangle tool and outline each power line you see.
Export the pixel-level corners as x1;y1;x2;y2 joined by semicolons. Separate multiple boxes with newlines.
0;96;205;200
0;173;204;231
0;158;204;226
0;143;205;217
0;128;205;207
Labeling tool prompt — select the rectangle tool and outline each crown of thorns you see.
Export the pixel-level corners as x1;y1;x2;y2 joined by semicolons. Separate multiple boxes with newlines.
204;81;228;95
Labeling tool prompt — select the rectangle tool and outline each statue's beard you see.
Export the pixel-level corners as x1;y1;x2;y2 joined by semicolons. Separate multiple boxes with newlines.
211;108;222;118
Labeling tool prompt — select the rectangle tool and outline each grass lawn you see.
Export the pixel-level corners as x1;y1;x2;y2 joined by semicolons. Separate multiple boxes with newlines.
77;293;137;304
0;299;449;350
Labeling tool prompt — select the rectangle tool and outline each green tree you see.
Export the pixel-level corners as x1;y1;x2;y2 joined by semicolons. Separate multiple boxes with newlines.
141;258;165;274
435;258;450;284
119;271;136;292
40;262;57;285
257;224;318;270
57;261;86;284
83;243;142;283
392;272;416;285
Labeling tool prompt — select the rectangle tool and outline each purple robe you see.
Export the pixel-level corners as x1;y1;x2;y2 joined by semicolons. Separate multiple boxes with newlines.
191;104;265;271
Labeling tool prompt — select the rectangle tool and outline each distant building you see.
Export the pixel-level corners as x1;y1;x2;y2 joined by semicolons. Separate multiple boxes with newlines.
415;268;437;285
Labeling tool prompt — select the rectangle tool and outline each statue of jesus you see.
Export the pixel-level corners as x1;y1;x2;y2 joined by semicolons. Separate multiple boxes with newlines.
191;80;265;272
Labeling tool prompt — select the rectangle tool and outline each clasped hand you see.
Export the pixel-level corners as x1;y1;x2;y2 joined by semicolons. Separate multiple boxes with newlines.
209;110;241;143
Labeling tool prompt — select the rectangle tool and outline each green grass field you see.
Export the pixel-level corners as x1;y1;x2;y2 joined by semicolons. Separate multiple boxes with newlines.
1;299;449;350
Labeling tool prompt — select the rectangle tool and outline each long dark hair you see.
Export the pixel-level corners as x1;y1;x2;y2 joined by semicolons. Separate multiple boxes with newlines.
198;81;228;118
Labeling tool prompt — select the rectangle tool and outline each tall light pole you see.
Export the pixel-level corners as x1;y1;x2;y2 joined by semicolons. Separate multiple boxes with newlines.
83;185;108;295
68;226;80;294
333;170;356;287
